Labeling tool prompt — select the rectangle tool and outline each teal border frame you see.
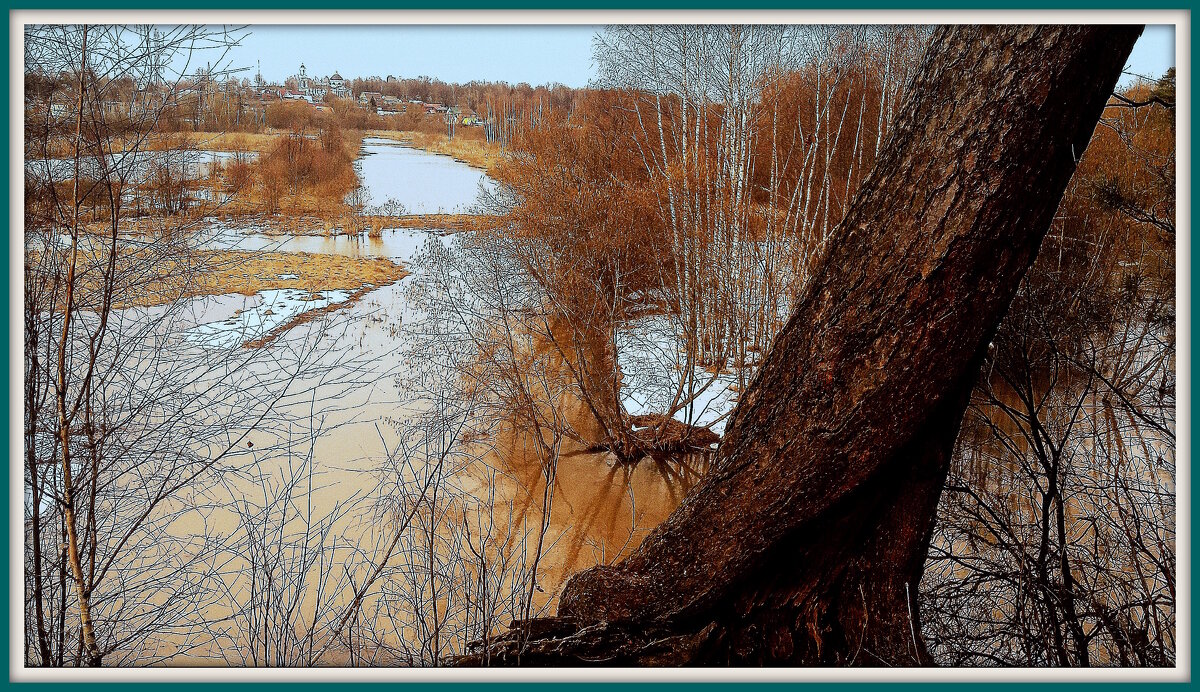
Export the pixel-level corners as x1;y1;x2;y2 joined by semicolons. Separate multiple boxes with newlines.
2;5;1192;687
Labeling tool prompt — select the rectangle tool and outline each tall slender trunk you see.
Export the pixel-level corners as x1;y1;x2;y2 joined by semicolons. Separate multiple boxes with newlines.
54;26;103;668
26;308;51;665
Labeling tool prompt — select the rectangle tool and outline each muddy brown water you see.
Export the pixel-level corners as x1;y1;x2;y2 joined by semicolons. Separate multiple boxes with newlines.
115;148;700;665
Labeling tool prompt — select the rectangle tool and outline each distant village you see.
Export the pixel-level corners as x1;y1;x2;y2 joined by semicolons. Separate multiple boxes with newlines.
251;62;484;126
27;37;577;154
26;58;492;133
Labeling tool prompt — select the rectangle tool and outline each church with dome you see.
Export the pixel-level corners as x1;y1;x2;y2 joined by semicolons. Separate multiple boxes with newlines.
290;63;351;102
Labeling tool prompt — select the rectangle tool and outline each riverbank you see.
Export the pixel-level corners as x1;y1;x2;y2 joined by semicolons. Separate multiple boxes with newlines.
135;131;281;154
194;249;407;300
34;242;406;311
35;130;283;159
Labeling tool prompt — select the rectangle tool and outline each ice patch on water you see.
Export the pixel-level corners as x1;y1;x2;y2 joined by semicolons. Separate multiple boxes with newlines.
185;288;352;349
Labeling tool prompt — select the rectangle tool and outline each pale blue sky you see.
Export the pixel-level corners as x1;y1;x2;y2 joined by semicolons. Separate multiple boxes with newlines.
228;25;598;87
215;24;1175;89
1120;24;1175;86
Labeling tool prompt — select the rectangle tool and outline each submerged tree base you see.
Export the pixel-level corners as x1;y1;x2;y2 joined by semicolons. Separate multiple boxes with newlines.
452;617;713;666
587;414;721;467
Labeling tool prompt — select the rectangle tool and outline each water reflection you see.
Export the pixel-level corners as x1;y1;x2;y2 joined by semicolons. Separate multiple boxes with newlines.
355;137;496;214
480;412;710;606
198;226;438;263
25;149;252;183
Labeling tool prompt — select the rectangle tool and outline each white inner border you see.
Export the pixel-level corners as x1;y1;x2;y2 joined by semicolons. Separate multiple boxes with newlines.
8;9;1191;683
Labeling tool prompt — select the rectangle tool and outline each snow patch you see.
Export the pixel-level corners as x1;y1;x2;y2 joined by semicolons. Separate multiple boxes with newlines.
616;316;742;436
184;288;352;349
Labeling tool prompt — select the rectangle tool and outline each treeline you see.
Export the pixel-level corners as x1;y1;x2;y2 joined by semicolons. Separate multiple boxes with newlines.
349;75;576;113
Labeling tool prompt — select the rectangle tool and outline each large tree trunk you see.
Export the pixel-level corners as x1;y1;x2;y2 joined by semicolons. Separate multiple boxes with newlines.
459;24;1142;666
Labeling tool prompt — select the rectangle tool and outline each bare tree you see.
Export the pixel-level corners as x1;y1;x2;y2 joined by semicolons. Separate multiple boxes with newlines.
591;25;927;401
474;25;934;467
22;24;371;667
922;78;1176;667
458;24;1143;666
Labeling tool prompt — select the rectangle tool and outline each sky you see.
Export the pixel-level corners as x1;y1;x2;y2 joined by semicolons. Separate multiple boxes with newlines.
209;23;1173;90
1120;24;1175;87
227;25;599;87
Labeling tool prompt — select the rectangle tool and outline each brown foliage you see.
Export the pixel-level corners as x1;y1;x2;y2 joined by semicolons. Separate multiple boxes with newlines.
211;123;362;219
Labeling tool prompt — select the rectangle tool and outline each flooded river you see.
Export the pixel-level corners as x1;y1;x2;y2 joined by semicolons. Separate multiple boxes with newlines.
25;149;253;183
121;141;700;664
354;137;494;214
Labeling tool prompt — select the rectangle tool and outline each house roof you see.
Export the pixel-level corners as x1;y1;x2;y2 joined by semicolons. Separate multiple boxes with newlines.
331;72;342;80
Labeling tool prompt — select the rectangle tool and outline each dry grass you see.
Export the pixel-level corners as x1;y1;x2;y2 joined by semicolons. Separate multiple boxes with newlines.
160;131;282;153
80;214;211;238
369;213;504;232
123;131;284;154
31;244;406;310
192;249;406;299
181;249;406;348
213;191;345;219
37;131;284;158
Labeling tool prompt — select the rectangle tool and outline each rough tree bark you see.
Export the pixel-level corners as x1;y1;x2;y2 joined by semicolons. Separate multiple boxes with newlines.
457;24;1142;666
